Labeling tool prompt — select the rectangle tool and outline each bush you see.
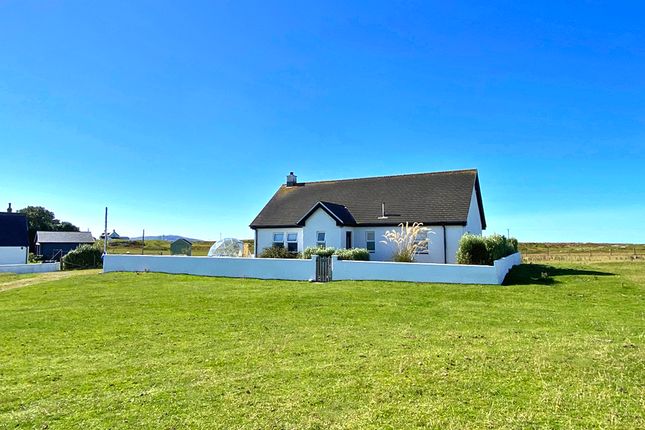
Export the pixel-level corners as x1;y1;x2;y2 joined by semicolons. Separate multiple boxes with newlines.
456;234;489;265
302;247;370;261
303;247;337;259
508;237;519;253
486;234;517;262
62;244;103;270
259;246;300;259
334;248;370;261
456;234;519;265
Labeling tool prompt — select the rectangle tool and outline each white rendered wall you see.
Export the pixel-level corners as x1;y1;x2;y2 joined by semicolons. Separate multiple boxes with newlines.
256;227;304;255
332;252;521;285
0;262;60;274
104;255;316;281
0;246;28;265
104;253;521;285
465;186;483;234
302;208;342;249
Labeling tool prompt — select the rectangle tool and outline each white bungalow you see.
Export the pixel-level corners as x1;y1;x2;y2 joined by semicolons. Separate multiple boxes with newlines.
250;169;486;263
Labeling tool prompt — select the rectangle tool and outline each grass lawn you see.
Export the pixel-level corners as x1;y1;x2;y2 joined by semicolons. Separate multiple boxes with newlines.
0;262;643;429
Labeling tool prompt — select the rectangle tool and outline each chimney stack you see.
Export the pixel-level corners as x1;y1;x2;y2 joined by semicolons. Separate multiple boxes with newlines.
6;203;12;213
286;172;297;186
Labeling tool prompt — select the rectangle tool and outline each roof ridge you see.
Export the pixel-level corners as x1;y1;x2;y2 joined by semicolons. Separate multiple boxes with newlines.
292;168;477;186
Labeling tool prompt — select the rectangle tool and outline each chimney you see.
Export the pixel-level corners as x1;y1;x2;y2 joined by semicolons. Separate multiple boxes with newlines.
6;203;12;213
286;171;297;186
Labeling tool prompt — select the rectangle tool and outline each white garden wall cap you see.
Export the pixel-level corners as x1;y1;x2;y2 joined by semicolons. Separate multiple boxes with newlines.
250;169;486;229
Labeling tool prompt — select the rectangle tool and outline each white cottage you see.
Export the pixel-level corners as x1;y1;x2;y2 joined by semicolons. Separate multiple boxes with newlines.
0;208;30;265
250;169;486;263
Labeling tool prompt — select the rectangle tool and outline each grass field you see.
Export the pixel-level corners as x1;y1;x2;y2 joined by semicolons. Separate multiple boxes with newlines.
0;262;643;429
104;239;253;257
520;242;645;263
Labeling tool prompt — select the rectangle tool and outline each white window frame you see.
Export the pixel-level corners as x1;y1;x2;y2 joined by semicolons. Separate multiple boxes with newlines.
287;233;298;253
366;231;376;253
272;232;284;248
316;231;326;248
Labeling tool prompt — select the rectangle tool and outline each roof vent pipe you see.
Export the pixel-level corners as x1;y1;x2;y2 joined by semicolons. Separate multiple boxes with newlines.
286;172;297;186
378;202;388;219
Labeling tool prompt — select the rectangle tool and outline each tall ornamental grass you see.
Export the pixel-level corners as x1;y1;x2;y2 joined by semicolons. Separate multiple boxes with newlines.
381;222;432;262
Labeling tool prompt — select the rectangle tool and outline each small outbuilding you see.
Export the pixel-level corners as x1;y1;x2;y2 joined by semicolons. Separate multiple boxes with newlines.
0;210;29;265
170;238;192;256
35;231;95;261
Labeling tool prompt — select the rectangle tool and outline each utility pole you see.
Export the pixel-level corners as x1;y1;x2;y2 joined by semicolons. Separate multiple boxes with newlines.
103;207;108;255
142;229;145;255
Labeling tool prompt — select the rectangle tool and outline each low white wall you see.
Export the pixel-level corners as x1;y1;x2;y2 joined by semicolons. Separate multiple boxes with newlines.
103;255;316;281
102;253;522;285
332;252;522;285
493;252;522;284
0;262;60;274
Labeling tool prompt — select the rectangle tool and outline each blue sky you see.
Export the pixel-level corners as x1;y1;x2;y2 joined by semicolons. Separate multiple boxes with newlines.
1;1;643;242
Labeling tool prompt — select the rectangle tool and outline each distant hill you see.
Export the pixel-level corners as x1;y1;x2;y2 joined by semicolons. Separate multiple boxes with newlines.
130;235;205;242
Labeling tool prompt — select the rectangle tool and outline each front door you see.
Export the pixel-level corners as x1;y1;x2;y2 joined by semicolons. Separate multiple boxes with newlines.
345;231;352;249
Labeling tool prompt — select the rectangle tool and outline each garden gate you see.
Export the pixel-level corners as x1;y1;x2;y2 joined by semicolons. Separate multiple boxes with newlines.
315;256;332;282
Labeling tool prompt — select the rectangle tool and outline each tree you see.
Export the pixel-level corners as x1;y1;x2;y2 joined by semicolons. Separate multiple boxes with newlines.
18;206;80;251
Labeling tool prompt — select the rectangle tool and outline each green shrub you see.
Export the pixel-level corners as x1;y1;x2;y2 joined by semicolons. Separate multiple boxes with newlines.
456;234;489;265
259;246;300;259
303;247;336;259
457;234;519;265
508;237;519;253
485;234;517;262
62;244;103;270
334;248;370;261
302;247;370;261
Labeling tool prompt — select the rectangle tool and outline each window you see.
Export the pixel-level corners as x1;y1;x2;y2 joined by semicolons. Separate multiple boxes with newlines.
415;230;428;254
316;231;326;248
366;231;375;252
287;233;298;253
272;233;284;248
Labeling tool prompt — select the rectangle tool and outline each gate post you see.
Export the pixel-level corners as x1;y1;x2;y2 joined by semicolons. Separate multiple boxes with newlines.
311;255;318;282
331;255;337;281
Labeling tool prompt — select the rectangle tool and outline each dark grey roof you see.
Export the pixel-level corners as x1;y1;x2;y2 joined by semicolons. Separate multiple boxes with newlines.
0;213;29;247
250;169;486;229
297;201;357;226
35;231;95;244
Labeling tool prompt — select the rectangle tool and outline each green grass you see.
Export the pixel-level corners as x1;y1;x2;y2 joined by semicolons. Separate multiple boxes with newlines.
0;262;643;429
520;242;645;262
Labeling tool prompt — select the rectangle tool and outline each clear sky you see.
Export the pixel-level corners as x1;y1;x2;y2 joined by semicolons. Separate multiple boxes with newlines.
1;1;643;242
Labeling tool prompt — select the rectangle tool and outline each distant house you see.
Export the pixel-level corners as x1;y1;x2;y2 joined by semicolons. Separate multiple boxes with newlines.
250;170;486;263
35;231;95;260
0;207;29;265
170;238;192;256
100;229;129;240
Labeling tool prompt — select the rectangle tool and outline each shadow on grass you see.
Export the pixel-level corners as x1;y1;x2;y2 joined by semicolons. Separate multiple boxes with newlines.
504;264;614;286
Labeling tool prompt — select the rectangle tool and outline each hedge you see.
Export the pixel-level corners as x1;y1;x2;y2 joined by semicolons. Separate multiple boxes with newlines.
62;244;103;270
303;247;370;261
456;234;518;265
258;246;301;259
